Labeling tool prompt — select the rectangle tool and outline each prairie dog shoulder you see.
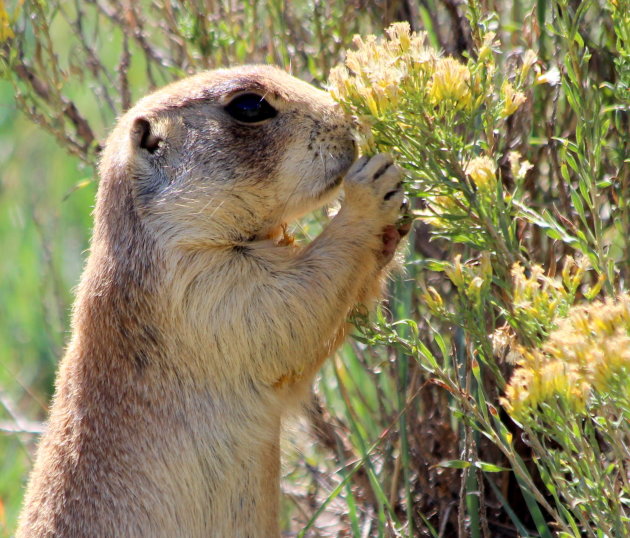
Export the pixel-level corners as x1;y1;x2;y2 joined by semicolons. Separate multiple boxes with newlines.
17;65;406;537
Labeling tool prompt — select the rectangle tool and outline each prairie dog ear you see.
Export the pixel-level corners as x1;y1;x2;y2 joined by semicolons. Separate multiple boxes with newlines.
131;117;162;154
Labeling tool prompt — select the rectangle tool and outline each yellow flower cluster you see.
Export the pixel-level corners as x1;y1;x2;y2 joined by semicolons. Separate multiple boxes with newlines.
501;81;527;118
0;1;15;42
510;257;602;329
511;263;567;325
465;155;497;193
428;57;472;110
423;254;493;313
328;22;532;162
503;294;630;419
329;22;436;118
445;253;493;306
329;22;481;123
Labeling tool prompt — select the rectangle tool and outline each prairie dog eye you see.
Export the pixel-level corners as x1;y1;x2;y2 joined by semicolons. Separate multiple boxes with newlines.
224;93;278;123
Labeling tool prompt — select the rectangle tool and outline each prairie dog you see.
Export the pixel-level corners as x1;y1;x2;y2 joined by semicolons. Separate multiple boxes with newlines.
17;65;407;537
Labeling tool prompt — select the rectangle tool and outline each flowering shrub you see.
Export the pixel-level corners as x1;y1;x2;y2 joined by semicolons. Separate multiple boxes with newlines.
504;295;630;535
327;10;629;537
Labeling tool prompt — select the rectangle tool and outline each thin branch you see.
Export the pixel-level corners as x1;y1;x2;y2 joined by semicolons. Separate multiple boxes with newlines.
12;60;100;156
119;32;132;111
88;0;172;69
0;390;45;438
67;0;118;115
0;421;45;435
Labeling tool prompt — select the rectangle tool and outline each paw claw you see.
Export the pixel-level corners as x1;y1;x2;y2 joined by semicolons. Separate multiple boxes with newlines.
373;161;394;181
400;197;409;213
384;188;400;201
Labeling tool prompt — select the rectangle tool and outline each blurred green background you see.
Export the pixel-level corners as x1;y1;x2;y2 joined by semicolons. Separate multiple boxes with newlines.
0;82;95;531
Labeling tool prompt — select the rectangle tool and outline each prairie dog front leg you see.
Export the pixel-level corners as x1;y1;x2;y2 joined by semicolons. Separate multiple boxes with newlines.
298;151;405;311
343;154;411;309
258;154;406;386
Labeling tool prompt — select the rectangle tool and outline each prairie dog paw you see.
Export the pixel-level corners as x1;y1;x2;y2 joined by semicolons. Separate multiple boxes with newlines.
344;153;405;225
380;220;411;266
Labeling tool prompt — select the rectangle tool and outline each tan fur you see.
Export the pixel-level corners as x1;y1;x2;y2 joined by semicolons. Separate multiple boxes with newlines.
17;65;405;537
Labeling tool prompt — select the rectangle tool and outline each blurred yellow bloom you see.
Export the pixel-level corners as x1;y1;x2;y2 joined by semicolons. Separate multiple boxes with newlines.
428;57;472;110
442;254;492;306
501;81;527;117
508;151;533;182
546;295;630;394
423;286;445;314
479;251;493;280
467;276;486;305
445;254;465;288
478;32;498;63
536;66;561;86
519;49;538;82
560;255;589;292
503;356;589;417
512;263;565;315
385;21;412;52
465;156;497;192
0;0;14;42
328;65;351;102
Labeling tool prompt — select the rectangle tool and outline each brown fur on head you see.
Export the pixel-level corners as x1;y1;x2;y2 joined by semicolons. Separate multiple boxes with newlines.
100;65;355;250
17;65;406;538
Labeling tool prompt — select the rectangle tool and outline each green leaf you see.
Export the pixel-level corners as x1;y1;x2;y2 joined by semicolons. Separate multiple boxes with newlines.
424;259;450;272
474;461;509;472
570;188;586;217
436;459;471;469
565;152;580;174
486;478;531;537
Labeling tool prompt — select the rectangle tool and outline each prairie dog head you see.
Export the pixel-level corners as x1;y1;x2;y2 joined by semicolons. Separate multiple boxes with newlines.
98;65;356;248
